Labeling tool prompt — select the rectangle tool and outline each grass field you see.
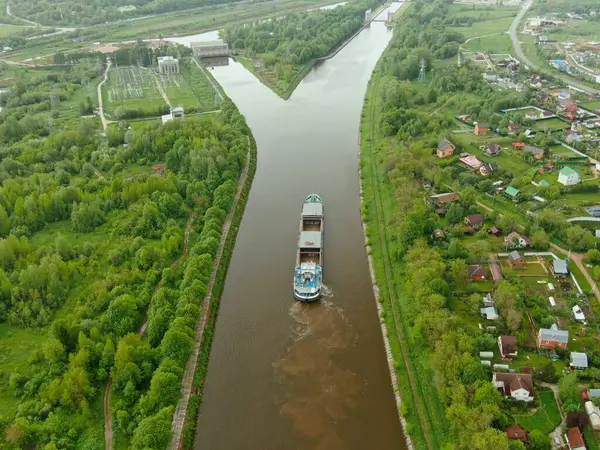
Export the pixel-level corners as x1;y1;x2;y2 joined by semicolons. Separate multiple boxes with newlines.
0;23;32;37
581;100;600;112
515;391;561;434
532;118;570;131
464;34;514;54
0;324;49;416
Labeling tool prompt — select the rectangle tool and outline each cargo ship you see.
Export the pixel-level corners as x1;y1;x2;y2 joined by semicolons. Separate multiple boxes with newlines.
293;193;324;302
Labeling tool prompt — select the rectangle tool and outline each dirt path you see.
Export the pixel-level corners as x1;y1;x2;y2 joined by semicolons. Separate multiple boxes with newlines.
168;138;251;450
488;253;503;281
97;59;113;131
104;212;195;450
550;243;600;303
152;72;172;108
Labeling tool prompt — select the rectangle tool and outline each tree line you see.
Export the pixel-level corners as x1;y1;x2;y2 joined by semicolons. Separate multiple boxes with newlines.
0;97;251;448
222;0;383;84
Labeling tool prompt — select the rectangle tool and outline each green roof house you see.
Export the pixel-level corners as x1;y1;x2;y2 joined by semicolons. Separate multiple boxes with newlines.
504;186;520;202
558;166;580;186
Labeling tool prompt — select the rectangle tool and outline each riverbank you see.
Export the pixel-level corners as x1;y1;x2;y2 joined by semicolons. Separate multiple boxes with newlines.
232;0;393;99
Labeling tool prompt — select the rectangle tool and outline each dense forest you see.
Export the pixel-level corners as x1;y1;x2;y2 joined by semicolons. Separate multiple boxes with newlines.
0;90;250;448
9;0;249;26
363;0;598;448
222;0;383;87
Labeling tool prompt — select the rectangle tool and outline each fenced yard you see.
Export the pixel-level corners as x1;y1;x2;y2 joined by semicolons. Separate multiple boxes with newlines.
103;66;167;114
102;63;220;117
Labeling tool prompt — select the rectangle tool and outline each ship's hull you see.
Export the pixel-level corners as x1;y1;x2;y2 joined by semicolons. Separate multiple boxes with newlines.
293;194;324;302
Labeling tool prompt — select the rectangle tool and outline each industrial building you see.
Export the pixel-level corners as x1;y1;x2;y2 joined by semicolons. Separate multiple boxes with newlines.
191;40;229;58
157;56;180;75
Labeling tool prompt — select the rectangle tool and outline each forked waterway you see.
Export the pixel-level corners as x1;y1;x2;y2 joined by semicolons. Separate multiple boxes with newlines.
195;4;406;449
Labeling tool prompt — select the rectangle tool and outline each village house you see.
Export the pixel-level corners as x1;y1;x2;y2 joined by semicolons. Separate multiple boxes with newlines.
460;154;483;169
505;424;529;441
504;186;520;202
508;123;522;134
498;336;518;358
436;139;455;158
429;192;459;207
474;122;490;135
525;110;539;120
465;214;484;228
493;372;535;402
537;326;569;349
558;166;581;186
484;143;502;156
570;352;589;369
484;70;498;82
565;427;586;450
507;251;526;269
487;226;501;237
468;265;487;281
479;163;493;177
542;109;554;118
512;142;526;150
504;231;529;249
481;305;499;320
552;259;569;277
558;99;579;120
524;145;545;159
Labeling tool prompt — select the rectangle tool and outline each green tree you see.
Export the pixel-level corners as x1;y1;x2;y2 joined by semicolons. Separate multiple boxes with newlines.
586;249;600;265
446;203;465;224
105;294;140;336
559;373;581;411
529;430;550;450
131;406;173;450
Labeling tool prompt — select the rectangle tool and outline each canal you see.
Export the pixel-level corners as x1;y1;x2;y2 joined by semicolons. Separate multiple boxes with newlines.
195;4;406;449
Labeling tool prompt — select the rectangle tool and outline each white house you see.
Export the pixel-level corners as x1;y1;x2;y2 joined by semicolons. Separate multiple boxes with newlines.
161;106;185;124
493;372;534;402
558;166;581;186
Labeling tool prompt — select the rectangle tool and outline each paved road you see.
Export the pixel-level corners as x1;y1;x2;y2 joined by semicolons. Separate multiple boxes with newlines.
508;0;600;95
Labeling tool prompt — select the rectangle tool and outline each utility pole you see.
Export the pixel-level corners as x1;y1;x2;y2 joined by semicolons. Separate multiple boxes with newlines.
418;58;426;83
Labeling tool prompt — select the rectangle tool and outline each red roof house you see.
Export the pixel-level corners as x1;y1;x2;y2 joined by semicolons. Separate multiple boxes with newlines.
506;424;529;441
474;122;490;135
468;265;487;280
565;427;586;450
512;142;526;150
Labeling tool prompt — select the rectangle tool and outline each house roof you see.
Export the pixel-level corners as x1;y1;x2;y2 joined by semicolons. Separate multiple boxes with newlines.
500;336;518;354
494;372;534;396
572;305;585;321
477;122;490;128
430;192;459;205
571;352;589;368
566;427;585;450
524;145;544;155
438;139;454;151
488;226;500;234
505;186;520;198
468;265;486;277
506;424;528;440
508;250;523;262
560;166;579;177
486;144;501;154
505;231;528;244
466;214;484;225
481;306;499;320
460;155;483;168
553;259;569;274
538;327;569;343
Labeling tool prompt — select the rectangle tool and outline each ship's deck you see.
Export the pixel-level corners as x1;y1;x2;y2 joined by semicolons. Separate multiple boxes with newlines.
294;269;321;290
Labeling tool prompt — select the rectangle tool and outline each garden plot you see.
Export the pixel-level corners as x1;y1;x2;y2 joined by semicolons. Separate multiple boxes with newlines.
104;66;167;113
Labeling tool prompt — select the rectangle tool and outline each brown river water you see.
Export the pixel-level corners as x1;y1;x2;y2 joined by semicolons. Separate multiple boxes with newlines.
194;4;407;449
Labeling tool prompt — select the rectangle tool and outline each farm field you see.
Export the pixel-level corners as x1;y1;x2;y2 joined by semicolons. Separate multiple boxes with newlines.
0;24;31;37
464;34;514;54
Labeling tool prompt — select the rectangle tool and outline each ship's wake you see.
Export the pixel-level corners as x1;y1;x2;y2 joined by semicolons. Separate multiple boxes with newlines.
273;300;363;450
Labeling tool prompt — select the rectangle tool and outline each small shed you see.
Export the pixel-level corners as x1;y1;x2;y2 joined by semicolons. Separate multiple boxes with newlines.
572;305;586;322
480;351;494;359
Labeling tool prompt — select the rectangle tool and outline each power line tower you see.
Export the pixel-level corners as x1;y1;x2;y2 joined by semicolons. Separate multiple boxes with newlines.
418;58;426;83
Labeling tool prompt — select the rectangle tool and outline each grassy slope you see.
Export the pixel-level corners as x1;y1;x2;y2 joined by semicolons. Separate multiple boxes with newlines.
359;68;449;450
